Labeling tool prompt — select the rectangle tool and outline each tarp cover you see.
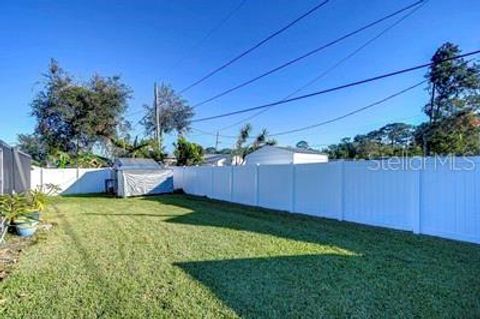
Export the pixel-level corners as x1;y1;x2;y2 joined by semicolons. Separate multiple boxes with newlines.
118;169;173;197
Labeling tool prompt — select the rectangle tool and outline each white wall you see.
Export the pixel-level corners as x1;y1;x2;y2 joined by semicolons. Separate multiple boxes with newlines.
174;159;480;244
244;147;293;165
293;153;328;164
31;167;112;194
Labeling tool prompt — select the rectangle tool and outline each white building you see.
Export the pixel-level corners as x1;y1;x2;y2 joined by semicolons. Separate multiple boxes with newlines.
244;146;328;165
202;154;231;166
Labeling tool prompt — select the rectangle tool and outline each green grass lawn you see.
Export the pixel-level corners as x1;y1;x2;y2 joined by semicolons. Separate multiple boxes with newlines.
1;194;479;318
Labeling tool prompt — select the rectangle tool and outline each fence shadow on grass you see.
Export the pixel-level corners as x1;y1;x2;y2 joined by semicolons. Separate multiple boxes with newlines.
175;254;368;318
139;194;480;318
142;194;474;256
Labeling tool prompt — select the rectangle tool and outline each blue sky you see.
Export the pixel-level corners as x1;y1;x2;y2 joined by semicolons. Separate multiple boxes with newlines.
0;0;479;151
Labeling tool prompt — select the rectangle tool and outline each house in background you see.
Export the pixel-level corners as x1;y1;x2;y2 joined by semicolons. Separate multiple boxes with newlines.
244;146;328;165
202;154;232;166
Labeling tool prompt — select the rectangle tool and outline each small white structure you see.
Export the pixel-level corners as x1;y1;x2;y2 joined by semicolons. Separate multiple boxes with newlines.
112;158;173;197
244;146;328;165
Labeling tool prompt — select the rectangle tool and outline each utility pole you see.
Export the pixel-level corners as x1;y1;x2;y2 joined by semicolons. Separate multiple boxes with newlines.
154;82;161;149
215;131;220;151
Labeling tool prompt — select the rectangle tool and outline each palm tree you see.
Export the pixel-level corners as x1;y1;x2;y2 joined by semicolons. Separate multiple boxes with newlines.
234;124;276;163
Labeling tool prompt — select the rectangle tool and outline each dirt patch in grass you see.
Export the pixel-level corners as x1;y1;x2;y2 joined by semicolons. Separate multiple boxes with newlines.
0;223;52;281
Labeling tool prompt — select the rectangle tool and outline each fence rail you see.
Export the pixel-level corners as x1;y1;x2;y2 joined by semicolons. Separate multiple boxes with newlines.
174;158;480;244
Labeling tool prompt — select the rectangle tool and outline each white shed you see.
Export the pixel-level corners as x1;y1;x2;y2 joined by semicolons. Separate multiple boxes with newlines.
244;146;328;165
112;158;173;197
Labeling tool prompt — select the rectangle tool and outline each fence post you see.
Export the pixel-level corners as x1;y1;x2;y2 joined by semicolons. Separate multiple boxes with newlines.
413;166;423;234
291;164;296;213
230;166;234;202
339;160;345;221
40;167;44;189
182;166;186;190
210;166;214;198
255;164;260;207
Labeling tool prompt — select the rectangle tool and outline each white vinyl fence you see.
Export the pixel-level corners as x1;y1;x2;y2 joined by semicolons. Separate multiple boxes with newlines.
31;167;112;195
174;158;480;244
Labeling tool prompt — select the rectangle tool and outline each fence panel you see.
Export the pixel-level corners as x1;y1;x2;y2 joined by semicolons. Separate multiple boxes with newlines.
31;167;111;194
232;165;257;206
212;166;232;201
183;167;197;195
63;169;111;194
294;162;342;219
194;167;213;197
420;158;480;243
343;161;419;231
258;165;293;211
175;158;480;244
173;167;184;190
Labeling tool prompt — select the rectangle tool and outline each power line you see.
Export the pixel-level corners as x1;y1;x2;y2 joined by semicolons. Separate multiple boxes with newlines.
269;80;426;136
192;0;425;108
168;0;248;73
216;2;426;131
180;0;330;93
191;49;480;123
191;81;425;140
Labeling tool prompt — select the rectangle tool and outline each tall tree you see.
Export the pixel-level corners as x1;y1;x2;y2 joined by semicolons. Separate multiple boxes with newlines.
377;123;415;148
141;83;194;140
424;42;480;122
422;43;480;155
30;60;131;155
296;140;310;149
16;133;46;164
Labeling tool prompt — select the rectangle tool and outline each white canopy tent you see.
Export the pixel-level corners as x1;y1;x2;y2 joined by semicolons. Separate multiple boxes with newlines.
113;158;173;197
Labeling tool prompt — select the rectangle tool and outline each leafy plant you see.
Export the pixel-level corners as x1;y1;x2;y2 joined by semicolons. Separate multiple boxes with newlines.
174;136;204;166
27;184;61;212
0;194;30;243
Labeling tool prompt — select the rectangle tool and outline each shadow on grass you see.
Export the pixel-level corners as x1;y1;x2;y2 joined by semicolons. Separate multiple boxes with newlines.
175;254;405;318
145;194;480;317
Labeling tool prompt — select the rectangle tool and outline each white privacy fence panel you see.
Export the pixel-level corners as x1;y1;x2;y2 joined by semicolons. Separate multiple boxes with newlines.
342;161;419;231
174;158;480;244
420;158;480;243
199;167;214;198
173;167;184;190
258;165;293;211
294;162;342;219
183;167;197;195
232;165;257;206
31;167;111;194
212;167;232;201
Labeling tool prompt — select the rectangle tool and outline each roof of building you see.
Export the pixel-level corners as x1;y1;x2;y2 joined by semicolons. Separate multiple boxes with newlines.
113;158;161;170
0;139;11;148
204;154;231;160
265;146;326;155
203;154;231;165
